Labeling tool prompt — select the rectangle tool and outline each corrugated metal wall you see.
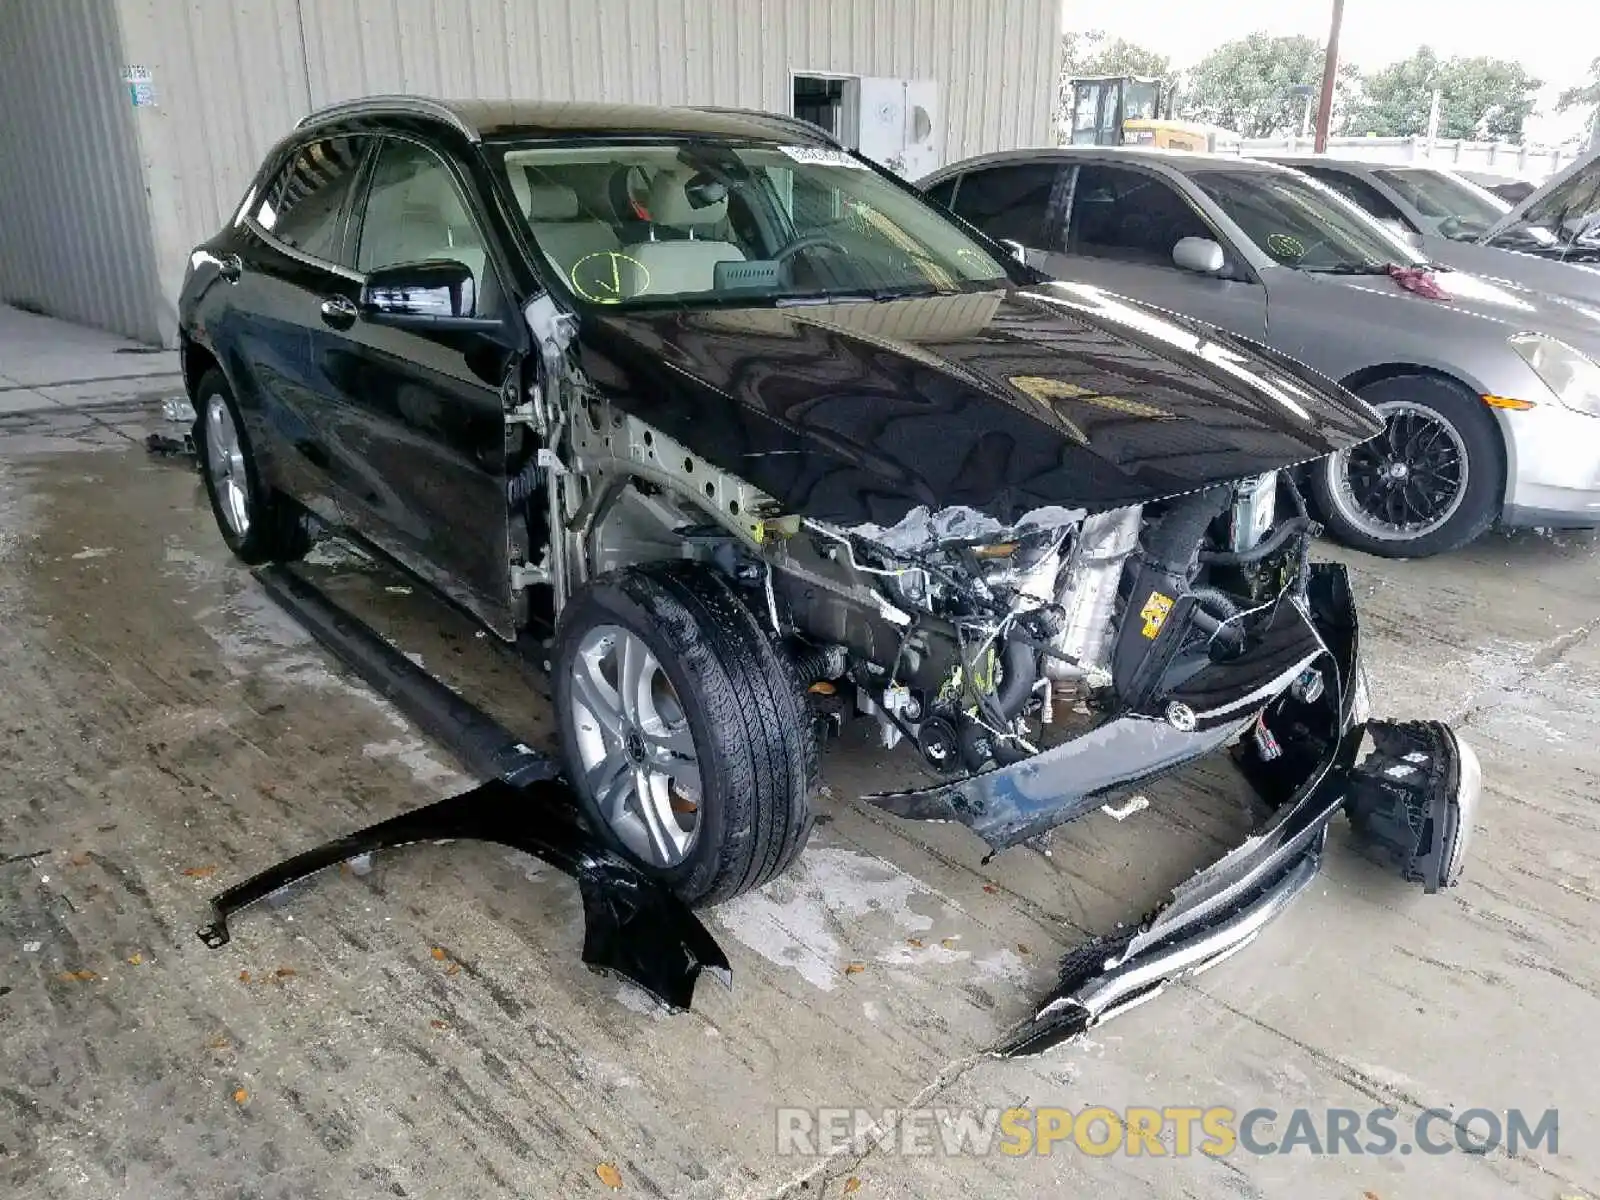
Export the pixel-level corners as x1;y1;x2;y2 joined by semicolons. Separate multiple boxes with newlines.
291;0;1058;166
37;0;1059;345
0;0;163;343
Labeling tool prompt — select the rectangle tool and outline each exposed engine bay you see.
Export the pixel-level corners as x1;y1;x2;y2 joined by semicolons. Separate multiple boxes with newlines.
529;391;1327;847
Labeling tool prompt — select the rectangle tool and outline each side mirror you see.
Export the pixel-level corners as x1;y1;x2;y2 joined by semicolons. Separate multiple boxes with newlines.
1172;236;1225;274
361;259;478;322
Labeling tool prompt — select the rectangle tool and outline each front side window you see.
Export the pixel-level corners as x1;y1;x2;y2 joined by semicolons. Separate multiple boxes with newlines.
949;163;1062;248
491;140;1009;307
255;136;368;263
1189;168;1425;273
1486;158;1600;258
1298;167;1412;227
354;139;501;316
1371;168;1508;240
1066;164;1214;267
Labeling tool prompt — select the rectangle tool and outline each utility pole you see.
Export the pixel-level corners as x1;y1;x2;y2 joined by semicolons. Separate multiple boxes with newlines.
1314;0;1345;152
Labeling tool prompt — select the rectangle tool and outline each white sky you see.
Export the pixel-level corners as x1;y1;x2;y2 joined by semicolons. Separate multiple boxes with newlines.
1062;0;1594;142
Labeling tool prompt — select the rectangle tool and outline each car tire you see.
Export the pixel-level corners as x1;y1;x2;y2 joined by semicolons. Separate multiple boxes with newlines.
194;368;310;565
552;561;817;907
1311;374;1502;558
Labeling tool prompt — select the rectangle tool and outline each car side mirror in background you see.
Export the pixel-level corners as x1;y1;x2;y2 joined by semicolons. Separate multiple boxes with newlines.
1172;237;1225;274
361;259;479;324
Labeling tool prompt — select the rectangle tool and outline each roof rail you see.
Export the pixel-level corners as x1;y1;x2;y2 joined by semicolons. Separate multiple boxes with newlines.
689;106;842;148
296;95;478;142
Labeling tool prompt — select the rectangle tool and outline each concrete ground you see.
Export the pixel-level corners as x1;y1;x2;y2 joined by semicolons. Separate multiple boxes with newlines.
2;310;1598;1198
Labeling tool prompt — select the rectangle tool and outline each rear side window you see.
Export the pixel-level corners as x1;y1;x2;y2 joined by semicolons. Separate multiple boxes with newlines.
1067;164;1212;266
950;163;1063;248
254;136;368;264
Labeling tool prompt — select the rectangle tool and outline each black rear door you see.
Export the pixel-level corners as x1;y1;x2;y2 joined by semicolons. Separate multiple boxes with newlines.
225;134;373;525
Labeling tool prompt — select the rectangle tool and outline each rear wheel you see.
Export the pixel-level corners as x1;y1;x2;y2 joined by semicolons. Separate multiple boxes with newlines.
1313;374;1501;558
194;368;310;565
552;561;817;907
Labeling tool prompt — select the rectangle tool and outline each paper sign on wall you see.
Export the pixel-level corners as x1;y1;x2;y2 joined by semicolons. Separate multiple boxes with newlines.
123;65;157;108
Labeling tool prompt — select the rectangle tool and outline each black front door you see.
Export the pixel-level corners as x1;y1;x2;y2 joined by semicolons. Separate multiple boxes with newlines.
327;136;522;635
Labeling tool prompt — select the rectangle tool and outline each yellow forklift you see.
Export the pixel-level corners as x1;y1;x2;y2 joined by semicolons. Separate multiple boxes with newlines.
1066;75;1239;153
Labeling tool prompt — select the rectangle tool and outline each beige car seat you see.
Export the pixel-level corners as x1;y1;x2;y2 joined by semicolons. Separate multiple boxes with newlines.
506;168;622;286
622;170;746;296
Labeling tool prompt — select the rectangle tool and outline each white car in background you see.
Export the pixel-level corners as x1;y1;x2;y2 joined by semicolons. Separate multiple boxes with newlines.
1269;154;1600;307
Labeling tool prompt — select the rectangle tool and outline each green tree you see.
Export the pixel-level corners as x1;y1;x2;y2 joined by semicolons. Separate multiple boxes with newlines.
1557;56;1600;143
1349;48;1542;140
1182;34;1355;137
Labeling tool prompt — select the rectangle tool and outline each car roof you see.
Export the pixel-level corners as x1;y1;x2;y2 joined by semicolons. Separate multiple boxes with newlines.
1268;155;1445;174
925;146;1288;182
296;95;837;146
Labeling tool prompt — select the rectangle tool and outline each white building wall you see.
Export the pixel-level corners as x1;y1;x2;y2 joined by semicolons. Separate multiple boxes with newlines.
13;0;1059;344
0;0;164;343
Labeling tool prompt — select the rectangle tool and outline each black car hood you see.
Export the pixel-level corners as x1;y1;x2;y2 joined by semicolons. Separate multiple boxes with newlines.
576;282;1381;529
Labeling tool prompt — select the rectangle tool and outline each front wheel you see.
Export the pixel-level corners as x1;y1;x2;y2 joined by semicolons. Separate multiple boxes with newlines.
552;562;817;907
1312;374;1502;558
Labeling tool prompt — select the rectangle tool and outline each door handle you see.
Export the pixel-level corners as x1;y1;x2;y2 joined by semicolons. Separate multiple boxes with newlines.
320;296;358;329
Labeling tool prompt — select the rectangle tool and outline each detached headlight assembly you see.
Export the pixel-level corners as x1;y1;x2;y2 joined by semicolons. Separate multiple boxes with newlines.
1508;333;1600;417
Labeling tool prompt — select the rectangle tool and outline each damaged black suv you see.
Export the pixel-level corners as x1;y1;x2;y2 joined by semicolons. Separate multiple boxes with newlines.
179;98;1479;1051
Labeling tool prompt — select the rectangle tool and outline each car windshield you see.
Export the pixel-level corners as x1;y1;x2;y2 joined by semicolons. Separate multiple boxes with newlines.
1485;156;1600;256
1371;168;1509;239
1188;167;1426;273
489;139;1009;308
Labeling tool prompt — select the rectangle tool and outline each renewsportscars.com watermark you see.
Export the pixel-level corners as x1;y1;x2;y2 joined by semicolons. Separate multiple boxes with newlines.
775;1106;1559;1159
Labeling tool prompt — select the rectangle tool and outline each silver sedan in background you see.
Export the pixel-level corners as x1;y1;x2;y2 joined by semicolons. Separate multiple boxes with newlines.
920;149;1600;557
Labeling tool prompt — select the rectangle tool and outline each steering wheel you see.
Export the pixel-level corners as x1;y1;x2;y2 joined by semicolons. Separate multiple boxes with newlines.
773;232;850;264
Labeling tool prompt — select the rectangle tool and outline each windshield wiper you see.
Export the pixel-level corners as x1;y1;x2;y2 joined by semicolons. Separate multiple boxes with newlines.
775;284;945;306
1305;262;1392;275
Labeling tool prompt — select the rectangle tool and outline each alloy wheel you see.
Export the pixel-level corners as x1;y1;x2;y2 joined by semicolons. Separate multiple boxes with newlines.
1329;400;1469;542
568;623;703;867
204;393;251;538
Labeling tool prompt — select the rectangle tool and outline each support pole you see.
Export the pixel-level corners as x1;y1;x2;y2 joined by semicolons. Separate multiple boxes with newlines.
1313;0;1345;153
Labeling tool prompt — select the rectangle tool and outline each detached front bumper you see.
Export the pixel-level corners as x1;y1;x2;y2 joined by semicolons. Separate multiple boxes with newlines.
893;561;1484;1057
1001;715;1480;1055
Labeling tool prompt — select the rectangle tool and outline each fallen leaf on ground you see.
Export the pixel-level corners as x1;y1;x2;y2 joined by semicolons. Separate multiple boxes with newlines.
982;884;998;894
232;1089;248;1105
126;953;143;966
182;866;216;879
843;962;866;976
237;970;251;983
68;853;91;867
429;1019;449;1030
445;962;460;976
595;1162;623;1189
430;947;447;961
843;1177;861;1195
207;1036;230;1050
906;937;923;948
940;937;959;950
273;967;296;979
1016;944;1031;956
57;970;96;983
